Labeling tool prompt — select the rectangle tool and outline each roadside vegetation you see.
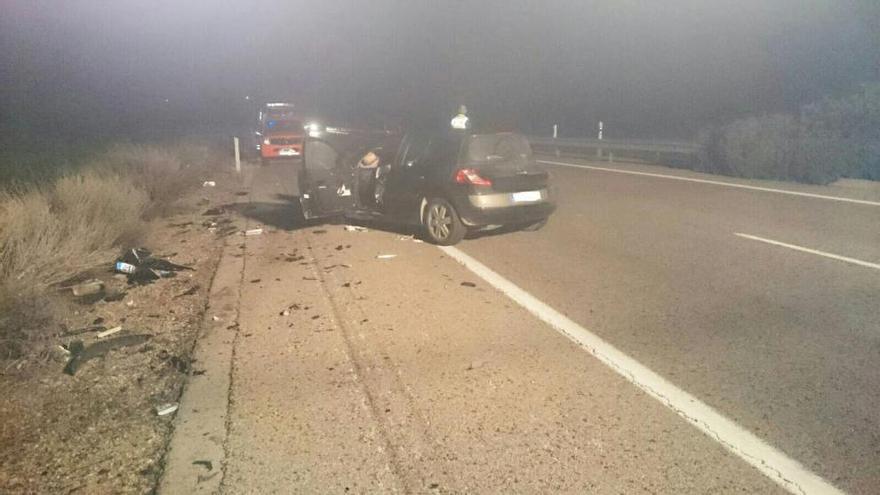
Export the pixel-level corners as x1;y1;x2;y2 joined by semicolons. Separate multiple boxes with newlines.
0;141;216;357
698;83;880;184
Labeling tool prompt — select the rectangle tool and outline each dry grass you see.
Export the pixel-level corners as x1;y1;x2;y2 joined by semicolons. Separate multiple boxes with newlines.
0;141;215;348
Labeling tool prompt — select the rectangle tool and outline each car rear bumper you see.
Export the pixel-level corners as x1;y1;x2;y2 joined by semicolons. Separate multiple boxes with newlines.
457;196;556;227
261;144;302;158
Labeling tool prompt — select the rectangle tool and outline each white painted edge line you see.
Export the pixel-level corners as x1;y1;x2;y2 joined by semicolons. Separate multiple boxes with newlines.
439;245;844;495
537;159;880;207
735;233;880;271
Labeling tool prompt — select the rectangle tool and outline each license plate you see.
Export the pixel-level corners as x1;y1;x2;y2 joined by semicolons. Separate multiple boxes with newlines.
279;148;299;156
512;190;541;202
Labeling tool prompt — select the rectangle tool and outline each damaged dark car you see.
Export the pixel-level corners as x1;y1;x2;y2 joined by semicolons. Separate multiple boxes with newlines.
298;125;555;245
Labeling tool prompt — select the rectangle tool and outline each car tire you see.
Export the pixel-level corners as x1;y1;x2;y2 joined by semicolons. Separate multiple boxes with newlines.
423;198;466;245
520;218;548;232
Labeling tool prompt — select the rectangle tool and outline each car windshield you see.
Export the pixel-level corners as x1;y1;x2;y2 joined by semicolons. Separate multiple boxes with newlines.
463;133;533;168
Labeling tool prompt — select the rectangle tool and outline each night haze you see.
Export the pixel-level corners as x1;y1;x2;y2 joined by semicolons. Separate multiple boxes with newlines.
2;0;877;140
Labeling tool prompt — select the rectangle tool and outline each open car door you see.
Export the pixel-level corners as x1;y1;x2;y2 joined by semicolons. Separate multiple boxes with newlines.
300;127;383;219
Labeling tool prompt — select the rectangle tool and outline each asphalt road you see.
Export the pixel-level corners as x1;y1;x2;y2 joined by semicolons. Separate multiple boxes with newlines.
161;157;878;494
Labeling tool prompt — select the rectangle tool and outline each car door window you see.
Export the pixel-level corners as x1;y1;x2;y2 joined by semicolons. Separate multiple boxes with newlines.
401;135;432;170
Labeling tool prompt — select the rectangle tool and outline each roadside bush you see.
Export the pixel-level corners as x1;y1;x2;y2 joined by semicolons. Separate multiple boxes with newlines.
95;143;208;216
0;141;214;349
699;83;880;184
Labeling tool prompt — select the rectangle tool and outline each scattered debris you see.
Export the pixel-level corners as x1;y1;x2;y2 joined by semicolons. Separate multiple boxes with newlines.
312;229;328;234
235;191;248;196
174;285;200;298
303;276;317;281
203;207;225;216
244;228;263;236
280;309;290;317
71;280;104;297
335;245;344;251
202;181;216;187
96;326;122;338
192;460;213;471
63;334;151;375
156;403;179;416
62;324;106;337
114;248;194;285
342;282;351;288
344;225;368;232
249;279;261;284
376;254;397;260
460;281;477;288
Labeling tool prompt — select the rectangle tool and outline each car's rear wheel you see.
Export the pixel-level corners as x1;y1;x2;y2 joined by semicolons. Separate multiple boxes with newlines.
423;198;466;245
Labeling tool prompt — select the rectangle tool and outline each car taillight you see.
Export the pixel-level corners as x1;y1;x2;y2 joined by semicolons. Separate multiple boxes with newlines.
454;168;492;186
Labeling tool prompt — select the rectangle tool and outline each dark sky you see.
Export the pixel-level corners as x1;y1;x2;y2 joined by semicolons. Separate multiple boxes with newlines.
1;0;877;140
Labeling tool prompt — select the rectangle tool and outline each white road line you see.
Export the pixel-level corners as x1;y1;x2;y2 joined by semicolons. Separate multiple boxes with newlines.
439;245;844;495
735;233;880;271
537;159;880;207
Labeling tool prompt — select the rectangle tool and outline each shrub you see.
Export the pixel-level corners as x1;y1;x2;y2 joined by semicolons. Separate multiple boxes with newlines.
0;140;214;348
698;83;880;184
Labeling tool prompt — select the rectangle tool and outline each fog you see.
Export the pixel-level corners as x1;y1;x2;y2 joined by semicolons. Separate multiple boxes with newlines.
2;0;877;140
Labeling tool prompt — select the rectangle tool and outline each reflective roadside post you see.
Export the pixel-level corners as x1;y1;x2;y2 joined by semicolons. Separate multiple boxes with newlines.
596;121;604;159
553;124;560;157
233;137;241;173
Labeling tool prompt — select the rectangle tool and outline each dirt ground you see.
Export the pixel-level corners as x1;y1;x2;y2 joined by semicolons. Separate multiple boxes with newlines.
0;169;247;494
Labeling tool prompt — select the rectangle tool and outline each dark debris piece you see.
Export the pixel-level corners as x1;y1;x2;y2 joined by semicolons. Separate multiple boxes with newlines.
312;229;327;234
192;460;214;471
63;334;152;375
174;285;200;298
460;282;477;288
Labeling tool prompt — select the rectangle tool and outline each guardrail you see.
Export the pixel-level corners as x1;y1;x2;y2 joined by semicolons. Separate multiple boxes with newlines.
528;136;702;157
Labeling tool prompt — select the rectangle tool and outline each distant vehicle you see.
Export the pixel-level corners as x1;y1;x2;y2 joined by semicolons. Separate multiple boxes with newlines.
299;125;555;245
256;103;304;163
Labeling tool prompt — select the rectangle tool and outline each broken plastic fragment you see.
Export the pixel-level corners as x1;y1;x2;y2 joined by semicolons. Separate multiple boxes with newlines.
156;403;179;416
376;254;397;260
71;280;104;297
115;262;137;274
202;181;216;187
344;225;368;232
244;228;263;236
96;326;122;338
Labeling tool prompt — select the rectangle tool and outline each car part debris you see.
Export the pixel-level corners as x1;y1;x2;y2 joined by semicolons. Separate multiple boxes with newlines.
244;228;263;236
96;326;122;338
71;280;104;297
156;403;179;416
344;225;368;232
202;181;216;187
376;254;397;259
115;262;137;274
312;229;328;234
114;248;194;285
62;324;106;337
192;460;213;471
174;285;200;298
63;334;151;375
460;281;477;288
